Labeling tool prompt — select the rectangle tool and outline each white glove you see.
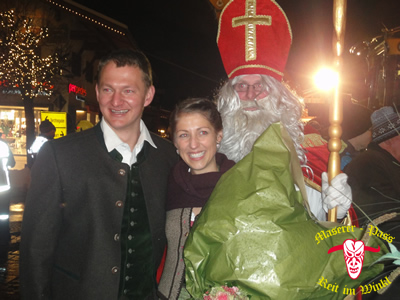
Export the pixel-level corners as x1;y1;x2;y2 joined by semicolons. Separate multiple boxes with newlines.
321;172;352;219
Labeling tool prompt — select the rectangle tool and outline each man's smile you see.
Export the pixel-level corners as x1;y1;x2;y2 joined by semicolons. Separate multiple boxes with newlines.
111;109;129;114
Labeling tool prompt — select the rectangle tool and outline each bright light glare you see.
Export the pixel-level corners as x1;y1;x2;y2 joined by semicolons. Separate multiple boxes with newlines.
0;214;9;220
314;68;339;91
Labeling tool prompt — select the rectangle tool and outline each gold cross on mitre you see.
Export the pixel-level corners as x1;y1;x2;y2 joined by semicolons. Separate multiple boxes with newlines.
232;0;271;62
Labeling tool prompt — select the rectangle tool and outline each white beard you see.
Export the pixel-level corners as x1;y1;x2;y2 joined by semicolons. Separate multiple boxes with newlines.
219;95;281;163
217;76;306;164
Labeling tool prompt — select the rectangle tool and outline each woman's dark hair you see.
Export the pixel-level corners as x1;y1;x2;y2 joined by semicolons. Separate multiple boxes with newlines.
96;48;153;89
169;98;223;140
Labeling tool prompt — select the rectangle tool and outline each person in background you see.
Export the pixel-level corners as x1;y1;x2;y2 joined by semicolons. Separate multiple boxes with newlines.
344;105;400;299
309;98;373;169
0;134;15;174
27;119;56;168
0;135;15;256
20;49;178;299
339;103;372;169
157;98;235;300
300;99;373;210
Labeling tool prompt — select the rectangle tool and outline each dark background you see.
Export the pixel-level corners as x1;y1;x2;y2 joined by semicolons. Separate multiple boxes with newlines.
74;0;400;110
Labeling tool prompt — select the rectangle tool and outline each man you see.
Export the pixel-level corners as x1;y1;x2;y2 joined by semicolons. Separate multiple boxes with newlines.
183;3;386;299
20;49;179;299
344;105;400;240
27;119;56;168
215;0;351;221
344;105;400;299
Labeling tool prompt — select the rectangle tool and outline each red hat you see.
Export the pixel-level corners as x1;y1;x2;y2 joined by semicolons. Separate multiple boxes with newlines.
217;0;292;81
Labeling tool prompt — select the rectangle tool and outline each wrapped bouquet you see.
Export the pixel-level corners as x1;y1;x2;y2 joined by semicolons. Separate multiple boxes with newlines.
184;123;387;300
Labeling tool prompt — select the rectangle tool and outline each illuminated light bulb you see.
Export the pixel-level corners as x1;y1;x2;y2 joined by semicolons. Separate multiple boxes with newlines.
314;68;339;91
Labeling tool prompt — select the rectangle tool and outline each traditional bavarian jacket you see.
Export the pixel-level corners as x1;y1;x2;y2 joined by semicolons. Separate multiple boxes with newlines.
20;124;178;300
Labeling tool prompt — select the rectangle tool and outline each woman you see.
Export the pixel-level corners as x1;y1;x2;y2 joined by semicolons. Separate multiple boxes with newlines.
157;98;235;300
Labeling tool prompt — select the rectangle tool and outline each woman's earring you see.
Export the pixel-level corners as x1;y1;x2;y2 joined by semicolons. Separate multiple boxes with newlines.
216;143;220;149
176;149;180;155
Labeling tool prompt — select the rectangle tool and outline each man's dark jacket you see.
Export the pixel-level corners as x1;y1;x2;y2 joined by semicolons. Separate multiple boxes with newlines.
344;142;400;225
344;142;400;299
20;124;178;299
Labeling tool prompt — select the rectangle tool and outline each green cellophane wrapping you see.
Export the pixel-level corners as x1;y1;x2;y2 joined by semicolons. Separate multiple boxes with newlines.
184;123;387;300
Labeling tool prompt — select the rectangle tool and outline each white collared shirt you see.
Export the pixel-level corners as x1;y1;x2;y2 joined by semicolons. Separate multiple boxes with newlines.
101;119;157;166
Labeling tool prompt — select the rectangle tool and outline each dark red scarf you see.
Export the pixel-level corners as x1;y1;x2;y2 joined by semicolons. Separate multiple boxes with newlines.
166;152;235;211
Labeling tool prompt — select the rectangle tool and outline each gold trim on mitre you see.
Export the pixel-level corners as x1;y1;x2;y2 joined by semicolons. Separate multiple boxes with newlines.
217;0;293;77
232;0;272;61
217;0;293;43
228;64;284;78
275;0;293;40
216;0;232;42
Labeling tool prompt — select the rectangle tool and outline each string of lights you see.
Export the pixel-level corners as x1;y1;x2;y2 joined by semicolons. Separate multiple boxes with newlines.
46;0;126;36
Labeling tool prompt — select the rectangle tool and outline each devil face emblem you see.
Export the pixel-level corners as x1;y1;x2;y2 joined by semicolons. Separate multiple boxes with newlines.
328;239;380;280
343;240;364;279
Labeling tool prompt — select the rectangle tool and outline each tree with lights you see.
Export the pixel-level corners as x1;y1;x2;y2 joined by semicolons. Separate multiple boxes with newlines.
0;8;67;164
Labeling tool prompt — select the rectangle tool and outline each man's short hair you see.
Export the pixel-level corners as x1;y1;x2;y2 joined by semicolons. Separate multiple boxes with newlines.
40;120;56;133
97;48;153;89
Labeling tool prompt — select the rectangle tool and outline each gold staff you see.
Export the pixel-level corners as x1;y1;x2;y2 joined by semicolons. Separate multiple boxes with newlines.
328;0;347;222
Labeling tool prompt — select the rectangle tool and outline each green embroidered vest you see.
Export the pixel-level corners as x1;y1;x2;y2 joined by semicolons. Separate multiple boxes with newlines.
112;144;155;299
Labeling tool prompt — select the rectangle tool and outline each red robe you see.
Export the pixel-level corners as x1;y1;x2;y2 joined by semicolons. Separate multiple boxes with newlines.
301;125;359;228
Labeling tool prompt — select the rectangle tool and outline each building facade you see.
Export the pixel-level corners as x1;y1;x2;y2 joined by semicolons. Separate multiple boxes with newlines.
0;0;137;155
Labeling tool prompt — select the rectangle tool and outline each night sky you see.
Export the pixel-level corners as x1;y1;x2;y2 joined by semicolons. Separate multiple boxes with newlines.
74;0;400;110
